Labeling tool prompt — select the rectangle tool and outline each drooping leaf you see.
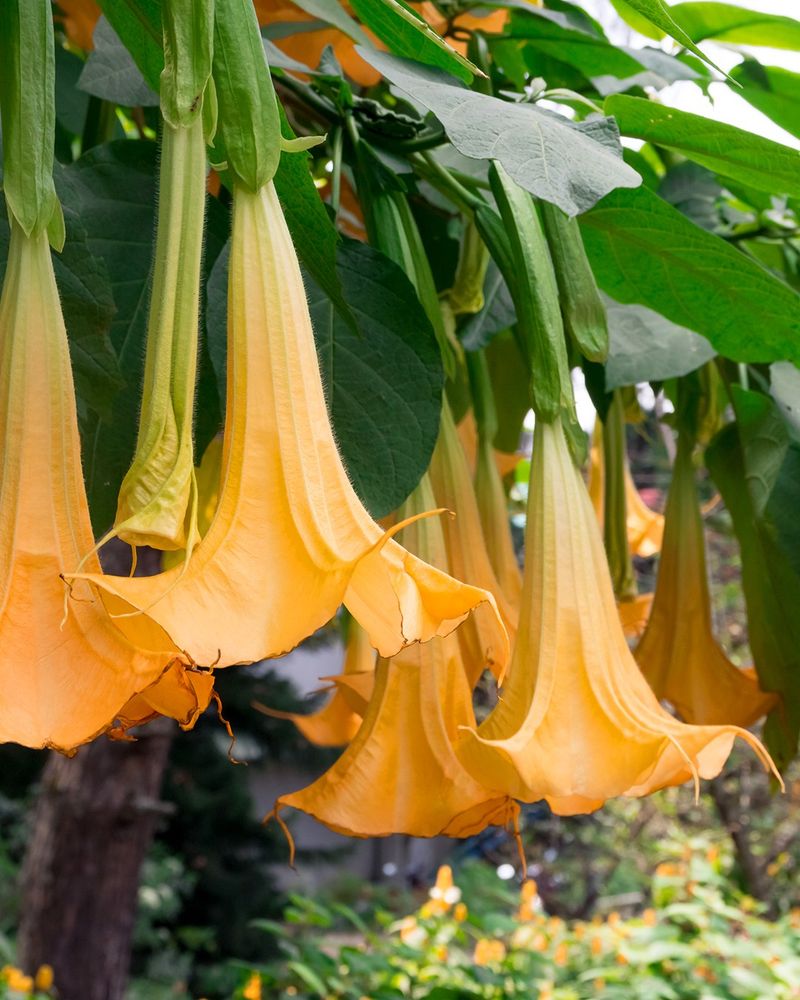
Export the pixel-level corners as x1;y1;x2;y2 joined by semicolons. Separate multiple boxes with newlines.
206;238;443;518
359;49;640;216
603;297;715;390
729;61;800;141
79;16;159;107
608;0;666;39
670;1;800;50
96;0;162;91
611;0;727;75
507;8;646;80
349;0;479;83
706;388;800;767
580;185;800;365
606;95;800;199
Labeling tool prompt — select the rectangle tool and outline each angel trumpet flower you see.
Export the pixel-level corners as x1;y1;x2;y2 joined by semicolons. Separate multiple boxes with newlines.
73;183;498;666
110;663;216;739
273;632;519;842
458;418;778;815
259;619;376;747
0;221;177;751
272;478;516;842
635;438;775;727
429;401;517;684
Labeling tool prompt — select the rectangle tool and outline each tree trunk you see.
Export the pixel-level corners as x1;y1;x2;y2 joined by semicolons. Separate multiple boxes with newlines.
18;543;173;1000
18;720;174;1000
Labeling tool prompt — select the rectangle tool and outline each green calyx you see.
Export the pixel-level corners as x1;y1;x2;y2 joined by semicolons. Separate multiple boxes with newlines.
482;162;573;424
113;115;207;554
540;202;608;364
448;221;489;318
160;0;215;128
212;0;282;191
602;391;637;600
0;0;63;246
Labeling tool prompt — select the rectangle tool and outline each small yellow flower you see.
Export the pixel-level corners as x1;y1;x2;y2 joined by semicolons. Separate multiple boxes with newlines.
2;966;34;993
453;902;468;922
473;938;507;966
242;971;262;1000
553;942;568;966
34;965;54;992
642;908;657;926
591;937;604;956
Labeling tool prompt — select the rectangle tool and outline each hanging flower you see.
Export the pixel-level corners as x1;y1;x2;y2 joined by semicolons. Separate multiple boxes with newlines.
588;420;664;559
635;438;775;726
429;401;517;684
272;631;519;844
0;222;177;752
72;183;500;667
257;618;375;747
458;419;778;816
271;475;517;843
109;663;216;740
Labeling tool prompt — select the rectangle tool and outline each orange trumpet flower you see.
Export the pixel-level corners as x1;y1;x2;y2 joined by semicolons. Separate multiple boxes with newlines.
73;183;498;667
635;437;775;727
458;419;778;816
0;222;177;751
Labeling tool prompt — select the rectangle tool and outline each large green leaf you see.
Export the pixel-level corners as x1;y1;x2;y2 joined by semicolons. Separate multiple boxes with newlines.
358;49;640;216
508;8;646;80
97;0;163;91
79;16;159;106
206;238;443;518
611;0;726;75
706;388;800;767
349;0;479;83
771;361;800;441
580;185;800;365
729;61;800;141
606;95;800;199
670;1;800;49
603;298;715;389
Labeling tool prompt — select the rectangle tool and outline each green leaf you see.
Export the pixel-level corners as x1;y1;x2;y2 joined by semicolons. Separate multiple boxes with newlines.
706;389;800;767
606;95;800;199
485;330;530;453
612;0;727;76
97;0;163;91
670;1;800;49
608;0;666;39
771;361;800;442
79;16;159;106
579;185;800;365
358;49;640;216
603;298;715;389
508;8;646;80
729;61;800;141
289;0;371;45
349;0;479;83
206;239;443;519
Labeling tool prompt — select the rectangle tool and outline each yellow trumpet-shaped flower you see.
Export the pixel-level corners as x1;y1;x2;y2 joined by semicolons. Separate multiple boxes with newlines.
0;221;177;751
635;438;775;726
272;479;515;843
273;632;519;842
429;402;517;684
258;619;375;747
73;183;494;666
458;419;778;815
589;421;664;559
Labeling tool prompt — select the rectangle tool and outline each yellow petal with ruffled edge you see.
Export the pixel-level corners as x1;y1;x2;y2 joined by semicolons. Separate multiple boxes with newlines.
0;223;177;752
71;183;499;666
458;419;779;816
274;633;519;839
636;440;776;727
109;664;215;739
